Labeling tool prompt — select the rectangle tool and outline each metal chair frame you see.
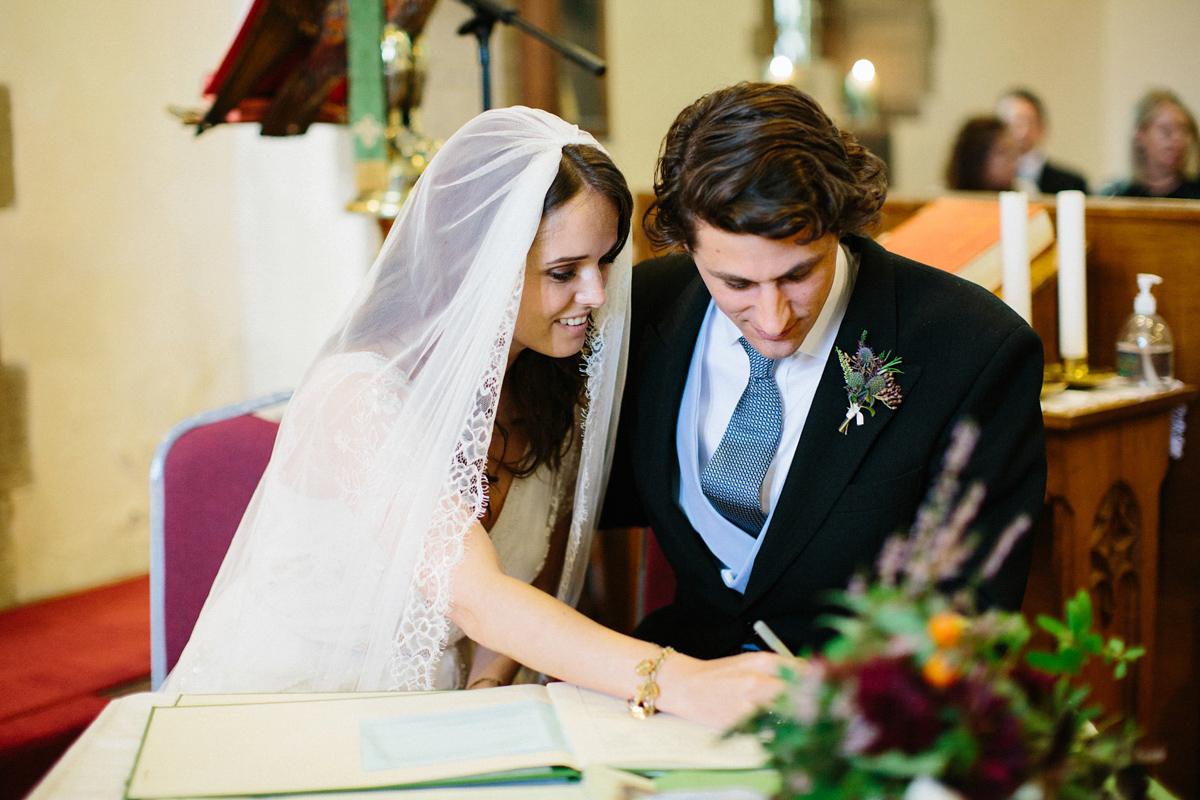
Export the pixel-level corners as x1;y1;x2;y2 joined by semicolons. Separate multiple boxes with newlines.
147;390;291;689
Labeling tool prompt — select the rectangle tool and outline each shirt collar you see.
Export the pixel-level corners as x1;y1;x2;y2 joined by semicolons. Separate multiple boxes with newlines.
712;242;854;360
1016;150;1046;183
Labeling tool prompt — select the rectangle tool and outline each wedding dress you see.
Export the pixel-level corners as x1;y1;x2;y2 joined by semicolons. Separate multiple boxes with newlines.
162;108;630;694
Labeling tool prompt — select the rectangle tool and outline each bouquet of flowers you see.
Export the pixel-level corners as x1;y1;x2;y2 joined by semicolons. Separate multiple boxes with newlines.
733;422;1170;800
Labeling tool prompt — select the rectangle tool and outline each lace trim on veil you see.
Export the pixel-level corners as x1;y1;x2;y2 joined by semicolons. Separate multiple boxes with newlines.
556;261;628;606
388;273;523;689
558;318;606;601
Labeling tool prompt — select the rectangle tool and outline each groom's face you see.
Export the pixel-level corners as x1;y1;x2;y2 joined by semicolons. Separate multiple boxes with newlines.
691;222;839;360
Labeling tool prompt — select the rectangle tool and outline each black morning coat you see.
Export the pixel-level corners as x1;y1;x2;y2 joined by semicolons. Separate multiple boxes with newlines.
1037;161;1089;194
600;234;1048;659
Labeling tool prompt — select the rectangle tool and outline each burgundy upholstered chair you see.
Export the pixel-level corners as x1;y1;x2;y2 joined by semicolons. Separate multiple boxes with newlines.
639;530;676;622
148;391;290;688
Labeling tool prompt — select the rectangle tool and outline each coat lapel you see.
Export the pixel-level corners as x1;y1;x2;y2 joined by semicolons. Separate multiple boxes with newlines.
742;239;922;606
637;277;707;494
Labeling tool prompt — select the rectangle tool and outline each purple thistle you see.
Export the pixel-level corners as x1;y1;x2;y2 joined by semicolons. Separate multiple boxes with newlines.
786;772;814;795
862;419;1030;600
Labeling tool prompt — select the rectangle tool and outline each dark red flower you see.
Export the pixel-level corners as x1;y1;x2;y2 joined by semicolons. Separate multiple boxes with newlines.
853;657;946;754
946;678;1031;800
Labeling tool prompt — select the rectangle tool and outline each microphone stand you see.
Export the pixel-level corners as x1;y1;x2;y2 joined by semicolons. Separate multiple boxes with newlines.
455;0;605;112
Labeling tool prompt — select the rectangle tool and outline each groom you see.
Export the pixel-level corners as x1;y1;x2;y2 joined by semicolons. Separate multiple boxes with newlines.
602;83;1047;658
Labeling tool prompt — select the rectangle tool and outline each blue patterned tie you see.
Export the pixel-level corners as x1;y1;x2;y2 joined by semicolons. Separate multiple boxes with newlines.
701;337;783;536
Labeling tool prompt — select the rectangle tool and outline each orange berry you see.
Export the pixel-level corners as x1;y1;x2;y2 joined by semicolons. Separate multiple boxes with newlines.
922;652;960;688
927;612;967;648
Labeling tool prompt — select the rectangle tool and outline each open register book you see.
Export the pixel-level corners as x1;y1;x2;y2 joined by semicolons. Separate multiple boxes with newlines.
125;683;767;798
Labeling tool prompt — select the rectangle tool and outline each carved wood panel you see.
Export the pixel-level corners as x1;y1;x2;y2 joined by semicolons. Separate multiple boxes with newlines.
1089;481;1141;714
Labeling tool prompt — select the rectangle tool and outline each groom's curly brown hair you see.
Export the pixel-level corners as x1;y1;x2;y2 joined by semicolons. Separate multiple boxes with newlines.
646;82;888;252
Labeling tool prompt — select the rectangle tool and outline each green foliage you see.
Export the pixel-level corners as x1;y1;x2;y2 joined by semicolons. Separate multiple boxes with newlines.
1026;590;1144;680
738;571;1154;799
734;422;1165;799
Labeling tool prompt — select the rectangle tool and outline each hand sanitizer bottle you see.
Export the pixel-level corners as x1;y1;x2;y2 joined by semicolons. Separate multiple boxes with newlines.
1116;273;1173;388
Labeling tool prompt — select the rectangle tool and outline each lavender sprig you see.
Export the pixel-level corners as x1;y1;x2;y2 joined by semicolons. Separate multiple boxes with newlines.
870;419;1029;598
979;514;1032;580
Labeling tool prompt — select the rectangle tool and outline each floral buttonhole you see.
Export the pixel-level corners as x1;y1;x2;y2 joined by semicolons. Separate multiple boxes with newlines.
836;330;903;434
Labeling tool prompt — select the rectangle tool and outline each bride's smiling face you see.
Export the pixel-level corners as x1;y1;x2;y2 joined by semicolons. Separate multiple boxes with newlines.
511;188;618;362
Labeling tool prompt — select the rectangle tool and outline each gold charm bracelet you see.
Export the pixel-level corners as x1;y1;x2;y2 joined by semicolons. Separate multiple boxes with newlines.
628;646;675;719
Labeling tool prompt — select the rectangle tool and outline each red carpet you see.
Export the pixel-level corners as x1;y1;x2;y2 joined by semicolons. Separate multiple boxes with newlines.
0;575;150;799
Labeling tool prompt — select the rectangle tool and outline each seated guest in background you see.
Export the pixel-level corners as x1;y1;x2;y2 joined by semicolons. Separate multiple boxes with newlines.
163;107;783;729
996;88;1089;194
603;83;1046;659
945;116;1021;191
1103;89;1200;200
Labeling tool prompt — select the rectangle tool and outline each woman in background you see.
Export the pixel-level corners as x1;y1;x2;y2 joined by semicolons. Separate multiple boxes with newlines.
162;107;783;729
945;116;1020;192
1104;89;1200;200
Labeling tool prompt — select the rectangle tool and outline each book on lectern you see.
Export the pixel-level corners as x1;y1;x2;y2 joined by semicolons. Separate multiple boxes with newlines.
124;683;767;799
879;195;1055;292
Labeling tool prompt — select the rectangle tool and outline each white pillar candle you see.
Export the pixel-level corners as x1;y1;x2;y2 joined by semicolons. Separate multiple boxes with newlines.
1056;190;1088;361
999;191;1032;324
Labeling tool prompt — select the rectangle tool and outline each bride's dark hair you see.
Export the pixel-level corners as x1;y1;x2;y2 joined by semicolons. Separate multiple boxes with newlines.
502;144;633;477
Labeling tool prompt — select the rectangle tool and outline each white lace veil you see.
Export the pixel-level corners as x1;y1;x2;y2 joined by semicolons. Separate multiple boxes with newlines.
163;107;631;693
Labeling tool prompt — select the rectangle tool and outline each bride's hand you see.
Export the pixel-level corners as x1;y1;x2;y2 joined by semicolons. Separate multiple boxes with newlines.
444;522;789;729
655;650;789;730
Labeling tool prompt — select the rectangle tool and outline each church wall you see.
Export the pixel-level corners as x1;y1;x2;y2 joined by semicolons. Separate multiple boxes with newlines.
603;0;766;195
0;3;251;605
0;0;513;607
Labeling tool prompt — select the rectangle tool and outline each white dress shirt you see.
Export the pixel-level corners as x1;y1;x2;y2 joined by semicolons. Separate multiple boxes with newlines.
675;244;857;592
1016;150;1046;192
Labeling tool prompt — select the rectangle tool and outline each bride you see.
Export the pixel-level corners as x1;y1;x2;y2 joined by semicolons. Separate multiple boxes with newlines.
163;107;783;728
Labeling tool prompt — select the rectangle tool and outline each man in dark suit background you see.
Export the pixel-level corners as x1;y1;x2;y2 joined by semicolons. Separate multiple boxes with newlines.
997;88;1090;194
602;82;1047;659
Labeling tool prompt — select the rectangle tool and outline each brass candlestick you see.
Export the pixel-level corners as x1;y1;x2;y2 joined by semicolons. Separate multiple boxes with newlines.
1045;356;1115;390
1062;356;1089;382
347;24;440;220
